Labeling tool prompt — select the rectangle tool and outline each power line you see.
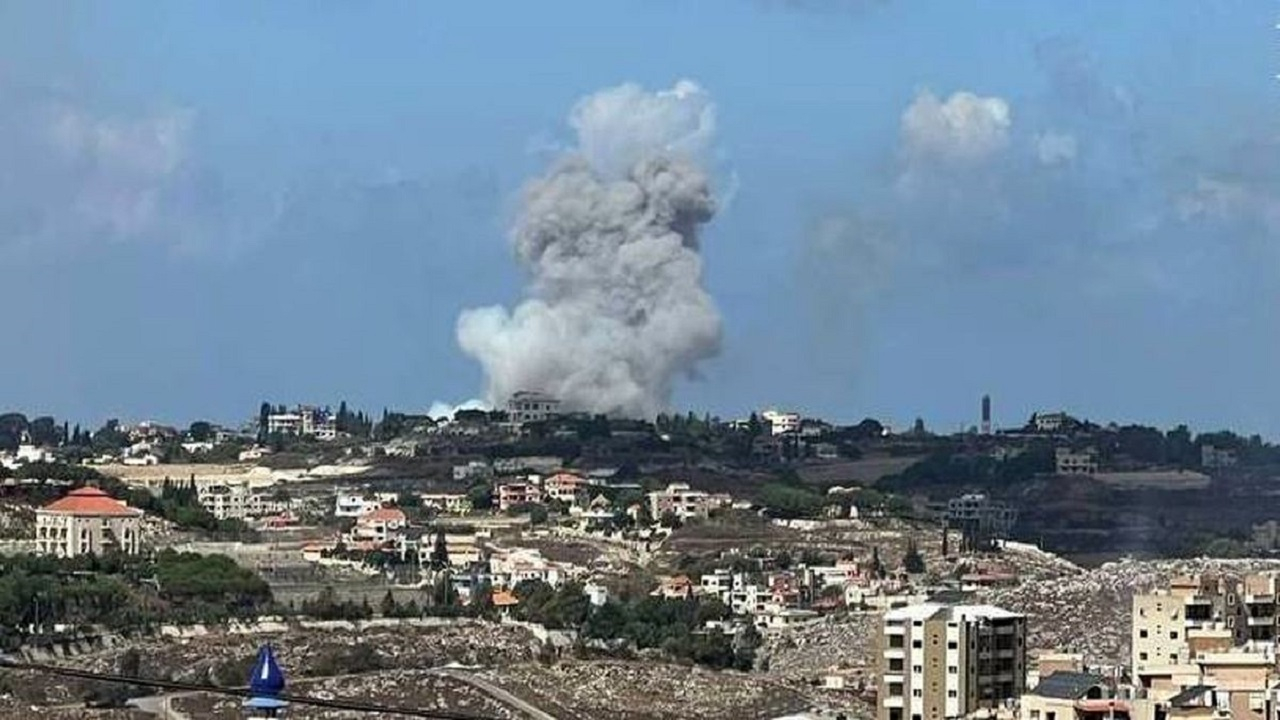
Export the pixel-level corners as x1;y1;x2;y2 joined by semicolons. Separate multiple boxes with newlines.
1;659;507;720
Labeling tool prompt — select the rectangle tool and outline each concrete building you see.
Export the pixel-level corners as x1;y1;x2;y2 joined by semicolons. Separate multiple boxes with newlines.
198;483;249;521
1032;412;1074;433
349;507;408;545
1020;672;1118;720
419;493;473;515
761;410;801;436
496;482;543;512
878;602;1027;720
543;472;590;506
1132;572;1280;678
1201;445;1238;469
1055;448;1099;476
647;482;731;521
265;406;337;441
506;391;560;425
35;487;143;558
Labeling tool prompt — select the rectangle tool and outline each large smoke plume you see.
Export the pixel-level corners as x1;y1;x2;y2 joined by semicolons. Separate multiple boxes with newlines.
457;80;723;419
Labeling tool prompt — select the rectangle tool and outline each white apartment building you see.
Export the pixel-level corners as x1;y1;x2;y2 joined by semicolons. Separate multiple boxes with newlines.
335;494;382;518
266;406;337;441
420;493;473;515
761;410;801;436
197;482;288;521
506;391;561;425
36;487;144;558
879;603;1026;720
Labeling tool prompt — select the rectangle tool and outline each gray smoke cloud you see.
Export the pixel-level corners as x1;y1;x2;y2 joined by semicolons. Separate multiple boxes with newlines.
456;80;723;419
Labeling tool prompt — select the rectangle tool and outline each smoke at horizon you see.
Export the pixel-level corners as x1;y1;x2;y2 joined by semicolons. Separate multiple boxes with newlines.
455;80;725;419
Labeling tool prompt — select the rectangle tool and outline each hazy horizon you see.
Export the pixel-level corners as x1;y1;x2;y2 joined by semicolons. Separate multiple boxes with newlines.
3;2;1278;437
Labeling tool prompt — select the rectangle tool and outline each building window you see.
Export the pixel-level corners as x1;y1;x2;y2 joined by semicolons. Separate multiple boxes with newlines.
1047;713;1056;720
1170;631;1178;639
948;641;958;650
1031;711;1041;720
912;689;922;698
948;666;958;674
889;659;904;672
1139;652;1148;661
912;665;923;674
888;683;903;697
1169;654;1177;662
948;690;958;698
912;640;922;649
1139;629;1148;638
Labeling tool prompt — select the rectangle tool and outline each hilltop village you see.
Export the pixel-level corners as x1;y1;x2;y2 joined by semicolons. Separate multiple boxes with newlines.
2;395;1280;718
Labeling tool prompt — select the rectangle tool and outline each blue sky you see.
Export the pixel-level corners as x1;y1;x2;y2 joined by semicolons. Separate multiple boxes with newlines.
2;1;1278;435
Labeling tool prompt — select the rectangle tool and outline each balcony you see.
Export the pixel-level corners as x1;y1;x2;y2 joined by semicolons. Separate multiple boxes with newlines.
883;696;904;709
1247;616;1275;627
1245;594;1276;604
884;648;906;660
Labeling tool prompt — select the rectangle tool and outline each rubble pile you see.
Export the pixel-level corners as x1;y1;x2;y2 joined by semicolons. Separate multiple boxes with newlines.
174;670;522;719
72;622;540;684
985;557;1280;667
479;660;812;720
761;614;878;680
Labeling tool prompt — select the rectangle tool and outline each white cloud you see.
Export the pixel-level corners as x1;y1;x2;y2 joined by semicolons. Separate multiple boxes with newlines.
1034;130;1078;166
1177;176;1280;231
569;78;716;178
46;105;194;237
900;90;1011;166
0;84;197;253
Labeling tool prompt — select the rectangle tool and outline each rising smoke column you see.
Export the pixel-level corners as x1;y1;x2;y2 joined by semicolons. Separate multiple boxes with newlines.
457;80;723;418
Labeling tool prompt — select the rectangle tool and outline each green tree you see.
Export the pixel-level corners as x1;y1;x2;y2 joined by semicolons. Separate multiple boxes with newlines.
379;590;398;618
902;539;926;574
430;530;450;570
188;421;214;442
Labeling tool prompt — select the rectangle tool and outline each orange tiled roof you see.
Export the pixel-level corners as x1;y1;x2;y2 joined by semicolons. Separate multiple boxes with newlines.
358;507;407;524
492;590;520;607
42;487;140;517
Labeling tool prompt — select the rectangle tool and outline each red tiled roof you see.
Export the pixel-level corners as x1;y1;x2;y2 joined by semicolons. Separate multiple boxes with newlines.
42;487;140;517
358;507;407;524
492;590;520;607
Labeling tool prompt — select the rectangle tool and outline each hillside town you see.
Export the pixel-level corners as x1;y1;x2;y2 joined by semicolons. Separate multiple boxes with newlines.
0;394;1278;718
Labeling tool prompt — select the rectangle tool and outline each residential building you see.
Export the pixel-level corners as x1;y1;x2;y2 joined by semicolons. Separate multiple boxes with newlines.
652;575;696;600
1032;412;1074;433
452;460;493;482
335;494;381;518
496;482;543;511
410;531;482;568
506;391;561;425
419;493;473;515
647;483;731;520
544;472;591;506
349;507;408;545
198;483;249;521
1201;445;1238;469
1131;572;1280;678
35;487;143;558
1055;448;1099;476
489;547;569;588
761;410;801;436
878;602;1027;720
265;406;337;441
1020;672;1119;720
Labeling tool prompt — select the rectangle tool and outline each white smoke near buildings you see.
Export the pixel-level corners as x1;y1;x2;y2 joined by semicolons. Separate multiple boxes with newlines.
456;80;723;419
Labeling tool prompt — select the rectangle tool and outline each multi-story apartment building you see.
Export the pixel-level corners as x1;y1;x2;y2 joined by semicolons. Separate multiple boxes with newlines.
496;482;543;511
1054;447;1099;476
543;472;591;506
265;406;337;441
35;487;144;558
419;493;473;515
761;410;801;436
647;482;731;520
506;391;560;425
1132;572;1280;678
878;603;1027;720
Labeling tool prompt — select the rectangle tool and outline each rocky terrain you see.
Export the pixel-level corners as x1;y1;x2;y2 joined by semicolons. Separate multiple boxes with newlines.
477;660;815;720
985;556;1280;669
